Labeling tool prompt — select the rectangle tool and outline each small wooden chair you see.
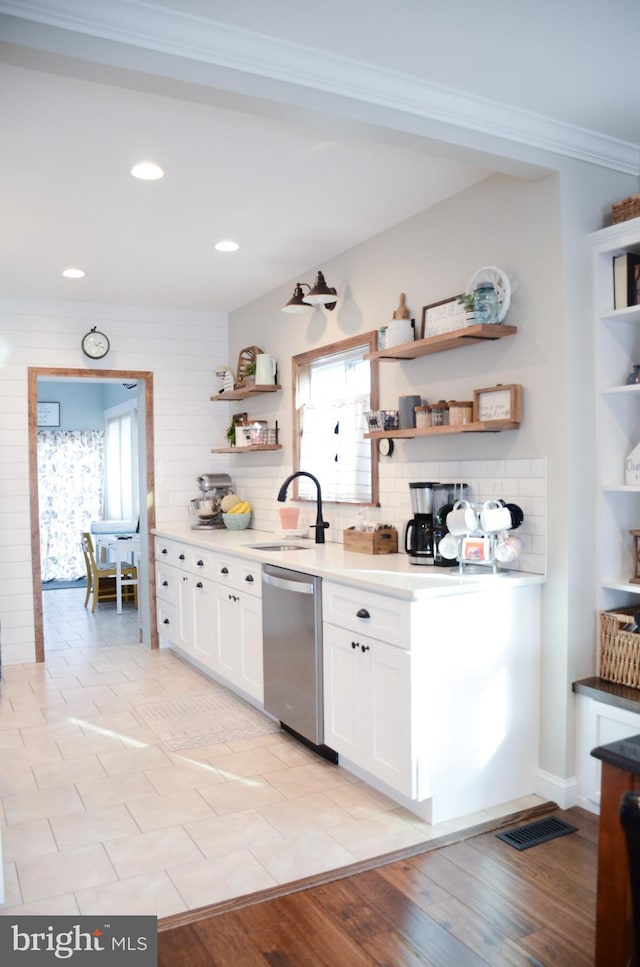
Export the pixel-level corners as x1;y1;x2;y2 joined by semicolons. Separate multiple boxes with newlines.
81;532;138;612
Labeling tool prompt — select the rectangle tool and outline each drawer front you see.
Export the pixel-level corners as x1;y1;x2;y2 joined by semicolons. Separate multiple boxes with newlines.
323;581;408;647
155;538;187;568
187;548;217;579
157;601;178;647
156;562;178;605
213;557;262;597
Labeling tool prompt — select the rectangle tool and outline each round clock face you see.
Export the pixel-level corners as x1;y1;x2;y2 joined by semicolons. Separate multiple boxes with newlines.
82;328;110;359
378;438;394;457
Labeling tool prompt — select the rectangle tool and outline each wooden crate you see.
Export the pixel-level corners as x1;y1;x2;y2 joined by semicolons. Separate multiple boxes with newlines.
343;527;398;555
599;607;640;687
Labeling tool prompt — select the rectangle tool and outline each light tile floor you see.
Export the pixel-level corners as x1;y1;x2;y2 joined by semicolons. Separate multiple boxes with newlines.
0;588;545;918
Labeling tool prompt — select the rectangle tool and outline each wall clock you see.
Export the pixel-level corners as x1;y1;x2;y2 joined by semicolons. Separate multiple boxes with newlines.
81;327;110;359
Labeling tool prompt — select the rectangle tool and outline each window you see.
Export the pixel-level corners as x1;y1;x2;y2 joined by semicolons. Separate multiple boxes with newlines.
104;401;139;521
293;332;379;504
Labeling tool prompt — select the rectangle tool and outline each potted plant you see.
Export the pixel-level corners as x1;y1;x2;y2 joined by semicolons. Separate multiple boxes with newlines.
243;362;257;386
457;292;475;325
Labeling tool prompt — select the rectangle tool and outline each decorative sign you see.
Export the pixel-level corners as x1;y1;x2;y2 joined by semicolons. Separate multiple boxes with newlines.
37;402;60;427
626;442;640;485
473;384;522;424
421;297;468;338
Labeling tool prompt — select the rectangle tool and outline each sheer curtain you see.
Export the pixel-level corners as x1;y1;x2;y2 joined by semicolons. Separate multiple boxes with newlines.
104;406;139;522
38;430;105;581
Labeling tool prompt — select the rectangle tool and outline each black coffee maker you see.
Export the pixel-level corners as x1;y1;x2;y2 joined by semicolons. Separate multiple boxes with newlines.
404;482;435;565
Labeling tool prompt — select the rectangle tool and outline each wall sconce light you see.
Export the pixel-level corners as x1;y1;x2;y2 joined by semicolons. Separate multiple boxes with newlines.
282;271;337;313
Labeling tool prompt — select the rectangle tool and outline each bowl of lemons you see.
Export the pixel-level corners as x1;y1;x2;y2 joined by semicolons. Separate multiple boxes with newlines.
220;493;252;530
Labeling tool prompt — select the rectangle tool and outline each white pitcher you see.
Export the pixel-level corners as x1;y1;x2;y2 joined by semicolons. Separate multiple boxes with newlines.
255;354;277;385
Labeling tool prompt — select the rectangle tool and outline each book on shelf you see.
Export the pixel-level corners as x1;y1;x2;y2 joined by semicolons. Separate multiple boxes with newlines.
613;252;640;309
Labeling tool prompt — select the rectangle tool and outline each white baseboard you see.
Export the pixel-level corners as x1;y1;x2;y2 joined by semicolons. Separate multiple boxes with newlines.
535;768;578;809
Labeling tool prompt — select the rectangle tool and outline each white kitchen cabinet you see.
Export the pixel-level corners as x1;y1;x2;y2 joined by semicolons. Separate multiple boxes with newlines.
323;578;541;824
214;584;263;701
575;689;640;812
590;217;640;611
155;538;217;665
323;622;412;795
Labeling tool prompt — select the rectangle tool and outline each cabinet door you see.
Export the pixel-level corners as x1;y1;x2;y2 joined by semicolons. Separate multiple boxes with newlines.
213;584;239;681
192;577;217;663
176;571;194;654
368;638;412;796
236;592;263;701
323;623;365;766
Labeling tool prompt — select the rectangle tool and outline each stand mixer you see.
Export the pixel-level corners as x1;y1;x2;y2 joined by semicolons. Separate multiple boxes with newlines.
189;473;233;529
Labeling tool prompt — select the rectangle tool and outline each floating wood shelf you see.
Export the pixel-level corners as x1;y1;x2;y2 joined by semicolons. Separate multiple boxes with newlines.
364;420;520;440
210;384;282;401
365;324;517;361
211;444;282;453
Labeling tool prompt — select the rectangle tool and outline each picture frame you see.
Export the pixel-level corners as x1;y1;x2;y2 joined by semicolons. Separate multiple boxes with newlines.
37;402;60;427
421;296;468;339
473;384;522;424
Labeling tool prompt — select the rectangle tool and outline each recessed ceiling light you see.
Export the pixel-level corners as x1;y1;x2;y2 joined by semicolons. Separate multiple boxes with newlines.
62;268;86;279
130;161;164;181
214;240;240;253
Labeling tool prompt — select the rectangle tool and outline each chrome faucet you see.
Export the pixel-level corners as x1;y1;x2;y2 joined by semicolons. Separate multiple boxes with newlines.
277;471;329;544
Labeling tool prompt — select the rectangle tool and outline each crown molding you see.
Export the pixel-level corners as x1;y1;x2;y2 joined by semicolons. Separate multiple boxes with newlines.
2;0;639;176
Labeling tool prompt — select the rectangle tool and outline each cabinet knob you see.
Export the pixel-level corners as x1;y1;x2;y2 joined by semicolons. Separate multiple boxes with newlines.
197;559;204;567
351;641;359;649
221;567;229;575
356;608;370;619
361;644;370;653
163;618;170;625
162;580;168;587
196;582;203;589
229;593;239;602
179;553;185;561
162;548;168;555
182;575;188;582
245;574;254;582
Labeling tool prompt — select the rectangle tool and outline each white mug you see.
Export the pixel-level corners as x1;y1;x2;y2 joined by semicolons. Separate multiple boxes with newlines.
480;500;512;533
446;500;478;536
255;354;277;385
438;533;460;560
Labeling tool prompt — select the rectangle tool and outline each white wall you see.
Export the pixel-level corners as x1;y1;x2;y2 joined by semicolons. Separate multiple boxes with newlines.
0;298;228;664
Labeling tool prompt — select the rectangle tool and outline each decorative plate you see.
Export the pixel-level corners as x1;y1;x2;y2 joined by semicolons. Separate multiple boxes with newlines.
466;266;511;322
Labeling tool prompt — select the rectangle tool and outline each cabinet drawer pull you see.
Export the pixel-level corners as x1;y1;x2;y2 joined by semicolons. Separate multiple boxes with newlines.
351;641;359;649
182;575;188;582
196;582;203;589
162;580;168;587
161;548;168;555
162;618;170;625
179;553;185;561
361;644;370;653
229;593;239;602
221;567;229;575
245;574;254;582
356;608;370;619
197;559;204;567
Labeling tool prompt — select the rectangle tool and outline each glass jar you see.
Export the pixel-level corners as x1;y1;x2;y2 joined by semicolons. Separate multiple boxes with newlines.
428;400;449;426
473;282;499;325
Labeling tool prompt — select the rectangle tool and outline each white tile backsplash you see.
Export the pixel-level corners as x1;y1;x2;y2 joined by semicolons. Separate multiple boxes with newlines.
233;457;547;575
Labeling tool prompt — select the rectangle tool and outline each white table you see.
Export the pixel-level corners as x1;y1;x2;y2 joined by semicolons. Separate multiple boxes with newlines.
94;534;141;614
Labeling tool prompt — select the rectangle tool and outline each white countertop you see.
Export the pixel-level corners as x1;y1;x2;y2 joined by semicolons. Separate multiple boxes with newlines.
152;523;544;601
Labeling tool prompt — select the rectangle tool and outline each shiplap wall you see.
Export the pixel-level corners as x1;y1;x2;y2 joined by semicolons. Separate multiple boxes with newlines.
0;297;228;664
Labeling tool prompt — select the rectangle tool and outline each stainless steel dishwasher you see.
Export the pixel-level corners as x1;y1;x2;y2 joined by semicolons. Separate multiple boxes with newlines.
262;563;336;761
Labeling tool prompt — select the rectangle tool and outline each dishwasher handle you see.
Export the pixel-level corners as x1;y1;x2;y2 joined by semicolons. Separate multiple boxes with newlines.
263;571;315;595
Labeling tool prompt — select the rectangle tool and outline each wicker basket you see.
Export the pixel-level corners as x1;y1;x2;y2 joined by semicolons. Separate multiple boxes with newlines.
599;607;640;687
612;195;640;225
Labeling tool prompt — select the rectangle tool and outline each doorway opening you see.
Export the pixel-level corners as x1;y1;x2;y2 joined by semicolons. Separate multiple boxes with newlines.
28;367;157;662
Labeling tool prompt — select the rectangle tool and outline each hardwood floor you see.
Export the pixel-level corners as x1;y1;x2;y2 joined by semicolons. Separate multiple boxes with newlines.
158;806;598;966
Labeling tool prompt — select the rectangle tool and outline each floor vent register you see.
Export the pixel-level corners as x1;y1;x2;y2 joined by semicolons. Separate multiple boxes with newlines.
496;816;578;851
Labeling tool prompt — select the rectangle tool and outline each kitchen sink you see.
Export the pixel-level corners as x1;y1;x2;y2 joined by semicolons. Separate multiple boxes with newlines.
245;542;308;551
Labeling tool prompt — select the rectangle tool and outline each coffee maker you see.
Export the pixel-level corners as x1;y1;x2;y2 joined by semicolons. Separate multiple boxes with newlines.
404;482;435;565
433;482;469;566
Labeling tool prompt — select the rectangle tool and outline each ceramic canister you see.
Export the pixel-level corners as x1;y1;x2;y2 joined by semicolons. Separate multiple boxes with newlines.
255;354;277;385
